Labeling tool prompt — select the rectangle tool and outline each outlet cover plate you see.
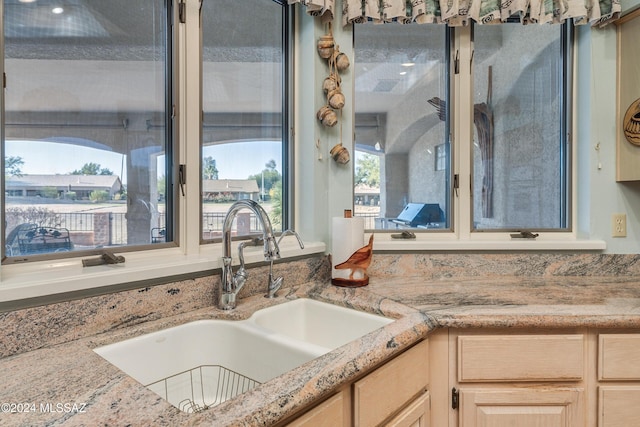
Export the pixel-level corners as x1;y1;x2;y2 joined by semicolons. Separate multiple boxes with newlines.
612;213;627;238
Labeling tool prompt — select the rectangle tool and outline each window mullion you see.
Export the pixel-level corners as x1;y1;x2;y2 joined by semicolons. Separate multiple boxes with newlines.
182;0;202;254
454;26;473;240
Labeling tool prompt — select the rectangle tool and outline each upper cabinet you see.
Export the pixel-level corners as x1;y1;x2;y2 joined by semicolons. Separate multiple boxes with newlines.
616;8;640;181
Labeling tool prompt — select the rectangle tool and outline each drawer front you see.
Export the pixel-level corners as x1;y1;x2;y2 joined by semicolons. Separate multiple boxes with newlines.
458;334;584;382
599;334;640;380
287;391;347;427
354;339;429;427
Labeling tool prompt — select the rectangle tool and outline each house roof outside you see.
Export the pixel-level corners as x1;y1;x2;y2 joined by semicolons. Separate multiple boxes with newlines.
6;174;122;190
202;179;259;194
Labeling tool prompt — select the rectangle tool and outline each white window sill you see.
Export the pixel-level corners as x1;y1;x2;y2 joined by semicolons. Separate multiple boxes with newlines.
372;233;606;251
0;239;326;304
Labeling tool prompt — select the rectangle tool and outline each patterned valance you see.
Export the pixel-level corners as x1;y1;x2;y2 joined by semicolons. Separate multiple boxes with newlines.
288;0;621;27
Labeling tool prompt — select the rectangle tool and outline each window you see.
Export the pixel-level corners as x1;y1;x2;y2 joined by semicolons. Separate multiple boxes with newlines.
200;0;290;242
472;23;570;231
353;22;571;235
2;0;174;261
353;24;450;231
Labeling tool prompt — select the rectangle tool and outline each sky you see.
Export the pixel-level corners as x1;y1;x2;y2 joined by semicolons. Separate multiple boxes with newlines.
5;140;283;184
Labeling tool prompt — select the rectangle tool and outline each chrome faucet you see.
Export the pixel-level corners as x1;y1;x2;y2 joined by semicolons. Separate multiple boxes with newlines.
219;200;280;310
266;229;304;298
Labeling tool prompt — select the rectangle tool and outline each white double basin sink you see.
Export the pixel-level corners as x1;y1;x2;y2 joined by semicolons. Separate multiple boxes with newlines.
94;298;393;413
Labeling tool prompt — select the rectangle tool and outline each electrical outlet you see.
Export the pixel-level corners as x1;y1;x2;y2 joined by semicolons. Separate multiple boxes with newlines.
612;213;627;238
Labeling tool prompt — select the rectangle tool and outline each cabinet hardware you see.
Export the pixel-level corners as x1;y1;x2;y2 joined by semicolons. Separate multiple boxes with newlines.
510;231;539;239
82;251;125;267
178;0;186;23
452;387;459;410
453;174;459;197
454;50;460;74
178;164;186;196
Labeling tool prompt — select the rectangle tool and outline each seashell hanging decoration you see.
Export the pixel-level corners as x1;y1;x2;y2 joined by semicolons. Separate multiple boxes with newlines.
322;73;341;93
315;23;351;135
317;105;338;127
317;34;335;59
330;143;350;164
332;50;350;73
327;88;345;110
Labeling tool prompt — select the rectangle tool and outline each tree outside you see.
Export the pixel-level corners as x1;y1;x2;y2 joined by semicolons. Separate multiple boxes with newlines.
203;156;219;180
355;153;380;187
5;156;24;177
71;162;114;176
248;159;281;201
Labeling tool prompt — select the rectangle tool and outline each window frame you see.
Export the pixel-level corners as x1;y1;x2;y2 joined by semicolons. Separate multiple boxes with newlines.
198;0;294;245
352;22;577;242
467;21;574;235
0;0;179;264
352;22;454;234
0;0;322;312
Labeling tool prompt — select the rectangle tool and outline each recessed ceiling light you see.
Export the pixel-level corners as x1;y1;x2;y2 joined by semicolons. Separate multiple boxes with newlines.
19;0;37;3
401;62;415;67
52;7;64;14
399;71;407;76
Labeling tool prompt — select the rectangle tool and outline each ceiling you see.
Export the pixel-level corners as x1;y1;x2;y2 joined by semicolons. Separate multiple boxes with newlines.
3;1;506;118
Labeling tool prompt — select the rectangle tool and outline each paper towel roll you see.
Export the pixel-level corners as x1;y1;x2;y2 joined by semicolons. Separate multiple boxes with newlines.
331;216;365;281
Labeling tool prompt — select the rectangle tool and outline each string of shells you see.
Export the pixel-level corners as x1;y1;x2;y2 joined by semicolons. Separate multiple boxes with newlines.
316;25;350;129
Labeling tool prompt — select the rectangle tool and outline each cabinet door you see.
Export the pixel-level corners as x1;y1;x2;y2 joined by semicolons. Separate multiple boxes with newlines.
599;386;640;427
386;391;430;427
353;340;429;426
598;334;640;380
286;391;348;427
459;388;584;427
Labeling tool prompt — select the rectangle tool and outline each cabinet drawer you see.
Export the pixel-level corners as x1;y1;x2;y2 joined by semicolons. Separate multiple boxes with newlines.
599;334;640;380
458;334;584;382
287;391;347;427
353;339;429;427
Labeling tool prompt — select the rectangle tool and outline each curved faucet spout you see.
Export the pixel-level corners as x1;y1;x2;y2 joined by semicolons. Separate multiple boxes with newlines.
219;200;280;310
222;200;280;261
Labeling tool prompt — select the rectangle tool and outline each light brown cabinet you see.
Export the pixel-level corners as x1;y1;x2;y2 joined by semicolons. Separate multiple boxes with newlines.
431;328;640;427
385;391;430;427
286;390;349;427
286;328;640;427
598;386;640;427
597;333;640;426
450;330;586;427
459;388;584;427
353;339;429;426
457;334;584;382
284;339;429;427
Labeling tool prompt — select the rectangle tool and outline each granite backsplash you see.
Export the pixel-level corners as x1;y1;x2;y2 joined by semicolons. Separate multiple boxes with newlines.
2;252;640;359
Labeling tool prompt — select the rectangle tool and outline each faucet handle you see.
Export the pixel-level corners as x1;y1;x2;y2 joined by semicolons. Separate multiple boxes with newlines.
266;273;283;299
277;229;305;249
238;237;262;268
263;235;281;261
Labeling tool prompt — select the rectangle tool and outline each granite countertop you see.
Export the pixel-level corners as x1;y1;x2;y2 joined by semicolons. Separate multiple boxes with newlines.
3;276;640;426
